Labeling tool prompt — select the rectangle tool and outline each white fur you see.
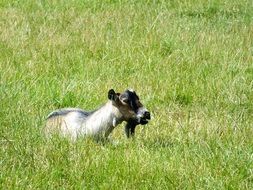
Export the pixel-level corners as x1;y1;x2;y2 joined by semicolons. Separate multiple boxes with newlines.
54;101;123;140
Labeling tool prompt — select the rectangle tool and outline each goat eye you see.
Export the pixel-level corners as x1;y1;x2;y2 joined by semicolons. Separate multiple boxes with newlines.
122;98;129;104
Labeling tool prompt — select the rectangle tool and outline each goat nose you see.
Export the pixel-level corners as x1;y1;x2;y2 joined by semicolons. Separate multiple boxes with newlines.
144;111;151;120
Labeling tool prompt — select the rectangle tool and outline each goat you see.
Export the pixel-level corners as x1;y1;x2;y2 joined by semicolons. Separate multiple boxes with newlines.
45;89;150;140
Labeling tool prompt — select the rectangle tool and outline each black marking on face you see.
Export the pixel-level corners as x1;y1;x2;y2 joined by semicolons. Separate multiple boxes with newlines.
122;90;141;113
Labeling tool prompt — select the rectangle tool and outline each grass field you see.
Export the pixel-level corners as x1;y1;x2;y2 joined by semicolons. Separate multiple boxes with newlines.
1;0;253;189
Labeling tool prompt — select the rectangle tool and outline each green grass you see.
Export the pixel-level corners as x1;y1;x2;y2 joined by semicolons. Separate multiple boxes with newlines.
1;0;253;189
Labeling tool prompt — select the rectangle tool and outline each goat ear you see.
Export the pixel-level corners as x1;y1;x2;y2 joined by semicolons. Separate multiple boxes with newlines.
108;89;116;100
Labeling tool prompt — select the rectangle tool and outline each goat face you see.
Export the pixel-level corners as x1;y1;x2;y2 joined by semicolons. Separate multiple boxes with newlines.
108;89;151;125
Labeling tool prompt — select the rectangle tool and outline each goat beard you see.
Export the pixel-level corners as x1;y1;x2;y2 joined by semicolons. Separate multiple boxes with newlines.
125;119;148;138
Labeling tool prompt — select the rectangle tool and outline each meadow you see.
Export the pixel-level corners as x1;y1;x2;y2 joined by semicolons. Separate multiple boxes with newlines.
1;0;253;189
